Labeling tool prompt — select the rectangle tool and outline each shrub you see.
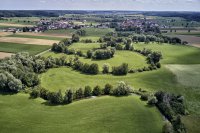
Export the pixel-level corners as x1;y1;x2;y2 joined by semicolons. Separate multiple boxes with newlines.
89;63;99;74
64;89;73;104
115;43;124;50
75;88;84;99
112;63;129;75
162;122;174;133
86;50;93;58
140;94;149;101
103;83;113;95
47;90;63;104
72;34;80;43
112;81;132;96
102;63;110;74
92;49;115;60
84;86;92;97
92;85;102;96
30;89;40;98
148;97;158;105
147;51;162;65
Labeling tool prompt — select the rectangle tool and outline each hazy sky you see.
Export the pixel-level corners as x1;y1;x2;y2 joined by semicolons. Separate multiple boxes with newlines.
0;0;200;11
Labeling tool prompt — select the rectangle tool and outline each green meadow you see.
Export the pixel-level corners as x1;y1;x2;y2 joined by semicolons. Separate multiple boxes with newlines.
0;42;50;55
0;94;163;133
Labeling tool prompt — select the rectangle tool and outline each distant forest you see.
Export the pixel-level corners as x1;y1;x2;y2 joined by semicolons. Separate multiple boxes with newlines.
0;10;200;21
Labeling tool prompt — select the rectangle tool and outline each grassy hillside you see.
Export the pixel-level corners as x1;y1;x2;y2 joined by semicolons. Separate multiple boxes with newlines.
0;94;163;133
0;42;50;55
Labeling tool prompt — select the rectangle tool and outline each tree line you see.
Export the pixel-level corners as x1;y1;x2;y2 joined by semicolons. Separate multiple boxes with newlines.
30;81;132;104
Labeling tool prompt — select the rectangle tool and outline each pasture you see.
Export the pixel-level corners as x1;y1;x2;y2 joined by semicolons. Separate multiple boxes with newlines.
0;94;163;133
0;42;50;55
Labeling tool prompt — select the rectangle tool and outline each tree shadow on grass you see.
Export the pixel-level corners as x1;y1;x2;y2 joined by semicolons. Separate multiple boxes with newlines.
41;101;66;106
0;90;17;96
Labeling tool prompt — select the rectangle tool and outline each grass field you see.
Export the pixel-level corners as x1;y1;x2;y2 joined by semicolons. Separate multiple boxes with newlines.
166;64;200;87
68;42;100;53
40;43;200;132
135;43;200;64
44;29;76;36
80;36;100;41
0;42;50;55
0;94;163;133
7;34;64;41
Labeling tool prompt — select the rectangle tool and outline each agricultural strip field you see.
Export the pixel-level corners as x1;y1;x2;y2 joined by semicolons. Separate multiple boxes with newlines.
0;22;33;27
0;94;163;133
0;37;58;46
0;31;13;37
0;52;13;59
167;35;200;48
7;34;65;41
0;42;51;55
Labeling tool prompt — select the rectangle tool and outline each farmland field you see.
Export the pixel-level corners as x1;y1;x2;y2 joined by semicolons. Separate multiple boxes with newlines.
0;94;163;133
7;34;64;41
0;42;50;55
0;37;59;45
0;52;13;59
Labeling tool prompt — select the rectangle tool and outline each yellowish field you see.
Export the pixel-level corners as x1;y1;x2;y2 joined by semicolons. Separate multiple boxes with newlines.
17;32;69;38
0;31;13;37
0;52;13;59
0;37;58;46
0;22;33;27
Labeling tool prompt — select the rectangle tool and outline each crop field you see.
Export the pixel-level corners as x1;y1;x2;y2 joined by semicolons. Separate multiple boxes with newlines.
83;28;114;37
0;31;12;37
0;37;59;46
7;34;64;41
0;52;13;59
0;22;33;27
0;42;50;55
167;35;200;48
166;64;200;87
0;94;163;133
44;29;76;36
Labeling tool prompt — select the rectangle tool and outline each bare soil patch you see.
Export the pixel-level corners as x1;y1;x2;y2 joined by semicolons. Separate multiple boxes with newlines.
0;37;59;46
0;52;13;59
